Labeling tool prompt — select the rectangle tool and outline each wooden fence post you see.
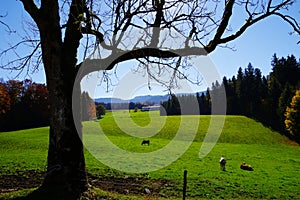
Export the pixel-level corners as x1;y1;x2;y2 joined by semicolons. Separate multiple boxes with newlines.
183;170;187;200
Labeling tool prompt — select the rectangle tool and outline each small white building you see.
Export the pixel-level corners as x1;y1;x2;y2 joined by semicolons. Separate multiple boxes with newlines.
141;105;160;111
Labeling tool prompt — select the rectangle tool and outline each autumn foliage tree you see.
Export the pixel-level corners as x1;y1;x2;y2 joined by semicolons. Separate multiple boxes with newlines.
285;89;300;141
0;79;50;131
0;81;11;114
81;91;96;121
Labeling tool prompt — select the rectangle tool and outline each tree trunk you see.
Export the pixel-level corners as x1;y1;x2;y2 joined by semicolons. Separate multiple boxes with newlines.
42;74;87;198
28;48;88;200
23;2;88;198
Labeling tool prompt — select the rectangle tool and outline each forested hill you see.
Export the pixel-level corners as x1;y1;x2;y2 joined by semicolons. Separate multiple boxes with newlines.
161;54;300;142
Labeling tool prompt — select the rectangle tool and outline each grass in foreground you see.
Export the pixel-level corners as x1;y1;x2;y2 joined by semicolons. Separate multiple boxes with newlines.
1;111;300;199
0;188;171;200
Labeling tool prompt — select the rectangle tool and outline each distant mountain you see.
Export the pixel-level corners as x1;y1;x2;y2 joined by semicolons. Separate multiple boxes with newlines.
94;94;170;104
94;97;126;104
130;95;170;103
94;91;206;104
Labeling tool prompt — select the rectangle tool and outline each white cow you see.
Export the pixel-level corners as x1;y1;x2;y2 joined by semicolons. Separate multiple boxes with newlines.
219;157;226;171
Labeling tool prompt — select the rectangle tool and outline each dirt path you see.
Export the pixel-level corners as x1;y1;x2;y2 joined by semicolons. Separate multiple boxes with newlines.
0;171;174;196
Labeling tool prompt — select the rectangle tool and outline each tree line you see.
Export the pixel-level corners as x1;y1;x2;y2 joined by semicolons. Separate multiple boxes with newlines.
0;80;97;131
161;54;300;141
98;101;158;111
0;79;49;131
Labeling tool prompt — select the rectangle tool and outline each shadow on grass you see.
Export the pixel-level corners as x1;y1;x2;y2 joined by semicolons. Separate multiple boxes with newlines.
13;186;95;200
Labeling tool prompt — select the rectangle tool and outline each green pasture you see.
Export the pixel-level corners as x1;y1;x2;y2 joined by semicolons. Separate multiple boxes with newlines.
1;110;300;199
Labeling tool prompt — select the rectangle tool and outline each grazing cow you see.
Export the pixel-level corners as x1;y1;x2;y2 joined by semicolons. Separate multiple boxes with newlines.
141;139;150;146
219;157;227;171
240;162;254;171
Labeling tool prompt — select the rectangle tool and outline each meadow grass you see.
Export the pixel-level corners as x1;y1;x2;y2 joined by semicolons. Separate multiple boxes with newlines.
1;110;300;199
0;127;48;175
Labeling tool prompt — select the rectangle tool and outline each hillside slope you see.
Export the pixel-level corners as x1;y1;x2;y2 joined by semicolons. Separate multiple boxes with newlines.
218;115;291;144
1;113;299;199
95;112;292;145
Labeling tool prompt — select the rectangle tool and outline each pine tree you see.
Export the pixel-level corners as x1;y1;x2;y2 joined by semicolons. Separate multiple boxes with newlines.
236;67;245;114
244;63;256;116
268;76;282;122
271;54;300;88
277;83;293;129
252;68;263;117
96;104;106;119
205;88;211;114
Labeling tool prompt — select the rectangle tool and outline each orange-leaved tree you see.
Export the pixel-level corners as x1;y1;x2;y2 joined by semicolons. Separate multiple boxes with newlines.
285;89;300;141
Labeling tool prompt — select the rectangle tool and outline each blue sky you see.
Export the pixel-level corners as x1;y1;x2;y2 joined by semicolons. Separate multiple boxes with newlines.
1;1;299;98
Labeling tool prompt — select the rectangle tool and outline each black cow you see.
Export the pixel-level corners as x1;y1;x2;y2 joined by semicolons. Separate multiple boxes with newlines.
141;140;150;146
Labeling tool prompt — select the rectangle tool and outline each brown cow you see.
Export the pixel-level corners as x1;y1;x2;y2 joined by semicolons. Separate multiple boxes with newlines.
240;162;254;171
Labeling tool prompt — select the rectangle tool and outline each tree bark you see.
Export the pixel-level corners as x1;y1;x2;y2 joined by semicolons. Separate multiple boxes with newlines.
20;1;88;199
42;74;87;199
40;15;87;200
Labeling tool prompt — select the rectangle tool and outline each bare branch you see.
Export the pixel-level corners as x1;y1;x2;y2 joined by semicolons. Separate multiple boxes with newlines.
273;12;300;35
20;0;40;23
79;46;207;76
206;0;299;51
2;0;300;88
205;0;235;53
133;55;202;92
150;0;165;46
80;27;112;49
0;13;15;33
0;41;41;79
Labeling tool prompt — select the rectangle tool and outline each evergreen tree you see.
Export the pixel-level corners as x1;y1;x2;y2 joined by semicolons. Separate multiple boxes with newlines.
160;94;181;115
199;92;207;114
235;67;245;114
227;76;239;114
222;77;229;93
244;63;256;116
96;104;106;119
170;94;181;115
261;75;269;99
277;83;293;129
271;54;300;88
205;88;212;114
268;76;282;119
252;68;263;117
285;55;300;87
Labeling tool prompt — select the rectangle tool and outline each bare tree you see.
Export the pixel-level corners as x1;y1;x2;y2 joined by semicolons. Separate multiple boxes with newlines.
1;0;299;199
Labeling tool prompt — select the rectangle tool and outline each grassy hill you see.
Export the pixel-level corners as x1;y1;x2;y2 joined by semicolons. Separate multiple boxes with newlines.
1;111;299;199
